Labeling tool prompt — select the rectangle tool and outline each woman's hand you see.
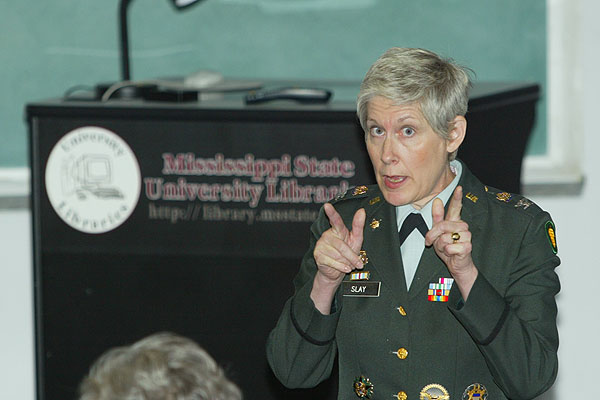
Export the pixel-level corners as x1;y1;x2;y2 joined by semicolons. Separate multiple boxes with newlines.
310;203;366;314
425;186;478;299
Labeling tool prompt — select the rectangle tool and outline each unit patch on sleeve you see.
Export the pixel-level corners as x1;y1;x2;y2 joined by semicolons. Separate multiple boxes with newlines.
545;220;558;254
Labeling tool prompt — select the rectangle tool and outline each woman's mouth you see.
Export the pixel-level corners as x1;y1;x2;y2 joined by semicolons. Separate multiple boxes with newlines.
383;175;407;189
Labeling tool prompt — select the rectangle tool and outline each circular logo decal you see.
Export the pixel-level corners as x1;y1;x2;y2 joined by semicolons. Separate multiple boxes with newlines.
45;126;141;234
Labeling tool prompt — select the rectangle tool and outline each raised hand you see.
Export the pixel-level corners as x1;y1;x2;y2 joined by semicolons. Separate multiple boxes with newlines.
314;203;366;282
425;186;478;299
310;203;366;314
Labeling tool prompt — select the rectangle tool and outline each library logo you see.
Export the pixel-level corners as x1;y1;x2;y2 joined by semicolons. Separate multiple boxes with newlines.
45;126;141;234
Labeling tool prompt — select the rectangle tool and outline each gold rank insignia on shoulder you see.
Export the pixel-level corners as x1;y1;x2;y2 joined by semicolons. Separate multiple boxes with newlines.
353;376;374;399
515;198;533;209
370;218;381;230
545;221;558;254
353;185;368;195
359;250;369;265
333;189;348;202
350;271;370;281
462;383;488;400
369;196;381;205
465;192;478;203
496;192;513;202
420;383;449;400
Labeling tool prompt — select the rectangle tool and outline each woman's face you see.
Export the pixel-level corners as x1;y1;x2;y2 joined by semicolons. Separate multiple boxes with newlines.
365;96;464;209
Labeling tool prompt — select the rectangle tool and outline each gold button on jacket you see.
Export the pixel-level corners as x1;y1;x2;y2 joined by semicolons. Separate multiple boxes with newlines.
396;348;408;359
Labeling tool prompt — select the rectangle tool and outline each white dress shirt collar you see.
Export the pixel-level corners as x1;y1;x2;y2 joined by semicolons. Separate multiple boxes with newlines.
395;160;463;230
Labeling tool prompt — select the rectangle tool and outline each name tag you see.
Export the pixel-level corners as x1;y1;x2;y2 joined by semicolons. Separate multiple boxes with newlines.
342;281;381;297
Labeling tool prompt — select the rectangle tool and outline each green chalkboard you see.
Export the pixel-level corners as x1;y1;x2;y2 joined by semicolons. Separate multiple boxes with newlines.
1;0;546;168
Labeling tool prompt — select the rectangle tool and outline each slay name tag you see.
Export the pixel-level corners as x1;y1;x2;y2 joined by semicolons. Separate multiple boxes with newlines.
342;281;381;297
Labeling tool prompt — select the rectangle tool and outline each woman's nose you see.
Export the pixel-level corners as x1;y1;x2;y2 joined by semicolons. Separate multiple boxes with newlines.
380;136;397;164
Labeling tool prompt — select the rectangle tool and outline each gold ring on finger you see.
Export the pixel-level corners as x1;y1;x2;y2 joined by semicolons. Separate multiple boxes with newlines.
451;232;460;243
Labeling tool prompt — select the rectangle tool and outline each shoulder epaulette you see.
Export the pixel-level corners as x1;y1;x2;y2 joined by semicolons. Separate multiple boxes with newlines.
484;185;542;215
330;184;373;204
484;185;557;253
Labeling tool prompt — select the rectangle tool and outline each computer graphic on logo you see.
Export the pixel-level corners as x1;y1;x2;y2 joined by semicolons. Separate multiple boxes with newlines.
45;126;141;234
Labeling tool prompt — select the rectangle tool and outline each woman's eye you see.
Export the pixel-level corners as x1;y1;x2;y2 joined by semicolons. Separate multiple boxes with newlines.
370;127;385;137
402;127;415;137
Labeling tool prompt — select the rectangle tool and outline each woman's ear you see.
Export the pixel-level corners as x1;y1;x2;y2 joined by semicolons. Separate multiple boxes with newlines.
446;115;467;154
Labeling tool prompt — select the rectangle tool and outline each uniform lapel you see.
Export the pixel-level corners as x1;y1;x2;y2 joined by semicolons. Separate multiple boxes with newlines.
457;164;488;269
362;196;409;295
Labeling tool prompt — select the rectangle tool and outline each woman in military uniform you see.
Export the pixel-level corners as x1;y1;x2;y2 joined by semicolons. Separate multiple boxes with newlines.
266;48;560;400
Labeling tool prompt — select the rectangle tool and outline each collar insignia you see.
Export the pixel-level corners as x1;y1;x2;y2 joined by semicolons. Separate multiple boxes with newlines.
465;192;478;203
370;218;381;230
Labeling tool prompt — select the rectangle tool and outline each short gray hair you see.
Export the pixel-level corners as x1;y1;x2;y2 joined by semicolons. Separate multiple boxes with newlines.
79;332;242;400
357;47;472;146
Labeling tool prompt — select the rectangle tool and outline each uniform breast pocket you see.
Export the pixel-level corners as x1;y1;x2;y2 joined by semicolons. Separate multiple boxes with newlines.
338;279;394;340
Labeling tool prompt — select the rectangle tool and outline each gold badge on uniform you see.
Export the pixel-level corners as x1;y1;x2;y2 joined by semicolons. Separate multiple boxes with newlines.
353;185;368;195
462;383;488;400
496;192;512;202
420;383;449;400
515;198;533;209
369;196;381;205
333;190;347;201
370;218;381;230
359;250;369;265
353;375;374;399
465;192;478;203
545;221;558;254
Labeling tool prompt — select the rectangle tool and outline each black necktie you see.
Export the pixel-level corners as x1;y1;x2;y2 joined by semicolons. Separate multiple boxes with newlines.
398;213;428;246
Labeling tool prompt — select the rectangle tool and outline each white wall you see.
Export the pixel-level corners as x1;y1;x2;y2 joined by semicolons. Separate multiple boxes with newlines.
0;209;34;400
0;0;597;398
528;0;600;396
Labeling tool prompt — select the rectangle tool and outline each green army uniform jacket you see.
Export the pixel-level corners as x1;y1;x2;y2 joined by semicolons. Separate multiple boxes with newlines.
267;162;560;400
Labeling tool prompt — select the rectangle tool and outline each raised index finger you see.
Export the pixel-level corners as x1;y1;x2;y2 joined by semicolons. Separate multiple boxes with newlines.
324;203;349;238
446;185;463;221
